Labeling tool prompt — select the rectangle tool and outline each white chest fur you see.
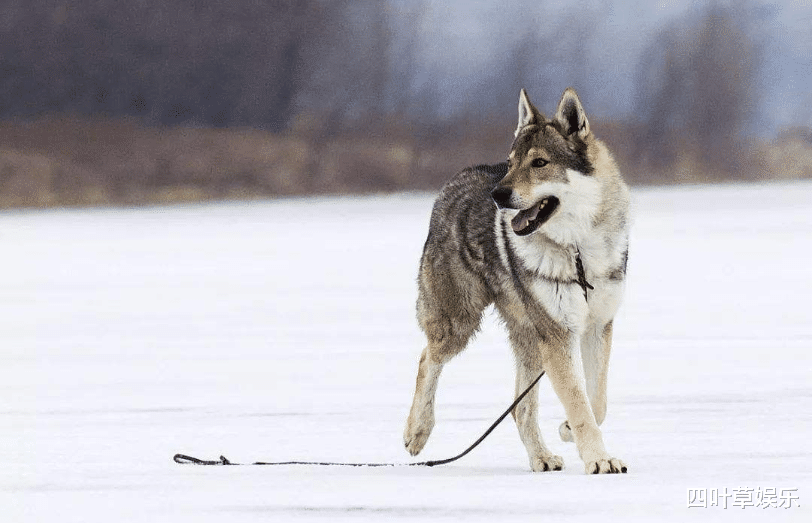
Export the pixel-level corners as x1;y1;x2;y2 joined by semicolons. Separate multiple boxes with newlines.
525;259;625;335
529;278;590;333
501;215;628;335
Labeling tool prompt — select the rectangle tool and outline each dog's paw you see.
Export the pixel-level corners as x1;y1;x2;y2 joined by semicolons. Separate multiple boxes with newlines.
585;457;627;474
558;421;573;442
403;415;434;456
530;454;564;472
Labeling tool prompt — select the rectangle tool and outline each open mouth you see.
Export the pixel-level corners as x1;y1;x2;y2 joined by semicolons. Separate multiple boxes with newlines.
511;196;560;236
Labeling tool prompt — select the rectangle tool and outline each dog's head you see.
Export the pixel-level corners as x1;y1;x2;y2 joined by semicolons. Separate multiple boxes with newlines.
492;88;602;239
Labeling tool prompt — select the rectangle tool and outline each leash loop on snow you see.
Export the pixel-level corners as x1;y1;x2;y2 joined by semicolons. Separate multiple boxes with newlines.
173;370;545;468
173;454;231;465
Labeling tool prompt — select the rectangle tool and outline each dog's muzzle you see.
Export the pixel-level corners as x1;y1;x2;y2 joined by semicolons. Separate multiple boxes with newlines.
491;188;560;236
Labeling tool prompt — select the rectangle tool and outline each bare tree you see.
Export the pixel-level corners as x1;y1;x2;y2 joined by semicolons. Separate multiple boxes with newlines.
634;3;764;179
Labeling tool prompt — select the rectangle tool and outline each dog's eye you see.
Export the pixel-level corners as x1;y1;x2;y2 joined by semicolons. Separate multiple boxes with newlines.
531;158;548;168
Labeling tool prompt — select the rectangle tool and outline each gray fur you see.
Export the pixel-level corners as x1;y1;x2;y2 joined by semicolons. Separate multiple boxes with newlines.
405;88;631;474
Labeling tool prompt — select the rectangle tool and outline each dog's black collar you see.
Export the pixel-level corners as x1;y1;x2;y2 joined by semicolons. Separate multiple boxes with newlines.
575;249;594;301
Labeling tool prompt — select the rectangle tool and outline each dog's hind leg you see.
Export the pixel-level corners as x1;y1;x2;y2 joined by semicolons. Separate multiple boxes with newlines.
404;262;487;456
403;314;479;455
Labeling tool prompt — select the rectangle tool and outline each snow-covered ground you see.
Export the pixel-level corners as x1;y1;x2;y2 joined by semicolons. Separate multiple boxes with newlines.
1;182;810;522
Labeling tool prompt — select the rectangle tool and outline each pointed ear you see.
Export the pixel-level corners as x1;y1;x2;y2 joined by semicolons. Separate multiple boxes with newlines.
515;88;543;137
555;87;590;139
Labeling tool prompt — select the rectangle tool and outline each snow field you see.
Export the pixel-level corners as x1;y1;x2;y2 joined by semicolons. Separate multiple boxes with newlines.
0;182;810;522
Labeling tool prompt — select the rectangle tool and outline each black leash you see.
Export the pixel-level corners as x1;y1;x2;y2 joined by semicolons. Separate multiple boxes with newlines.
174;369;545;467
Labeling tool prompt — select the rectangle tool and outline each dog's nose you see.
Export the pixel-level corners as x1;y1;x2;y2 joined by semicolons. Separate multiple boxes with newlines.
491;187;513;209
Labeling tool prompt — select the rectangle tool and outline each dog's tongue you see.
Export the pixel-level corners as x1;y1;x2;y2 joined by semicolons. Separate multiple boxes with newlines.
511;202;541;233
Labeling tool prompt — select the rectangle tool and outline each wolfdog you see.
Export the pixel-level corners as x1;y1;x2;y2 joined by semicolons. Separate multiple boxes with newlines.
403;88;630;474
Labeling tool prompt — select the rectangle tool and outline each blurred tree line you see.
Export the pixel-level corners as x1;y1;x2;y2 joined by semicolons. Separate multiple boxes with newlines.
0;0;808;207
0;0;393;130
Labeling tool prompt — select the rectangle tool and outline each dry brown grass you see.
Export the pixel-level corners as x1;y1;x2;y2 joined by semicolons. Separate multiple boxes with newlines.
0;116;509;208
0;117;313;207
0;116;807;209
752;129;812;182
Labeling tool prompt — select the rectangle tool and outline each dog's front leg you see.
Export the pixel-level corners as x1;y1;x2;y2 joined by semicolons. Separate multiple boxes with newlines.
559;321;612;442
543;333;626;474
513;360;564;472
